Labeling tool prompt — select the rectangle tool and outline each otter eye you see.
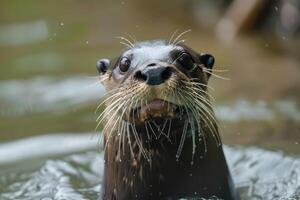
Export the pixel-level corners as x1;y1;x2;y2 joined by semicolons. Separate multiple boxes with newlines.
119;57;131;73
177;52;194;70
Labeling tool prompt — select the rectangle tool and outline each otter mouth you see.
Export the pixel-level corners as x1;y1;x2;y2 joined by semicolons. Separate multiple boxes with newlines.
133;99;180;122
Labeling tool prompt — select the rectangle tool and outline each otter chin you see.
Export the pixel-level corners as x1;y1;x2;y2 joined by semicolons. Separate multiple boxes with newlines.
135;99;178;122
96;39;240;200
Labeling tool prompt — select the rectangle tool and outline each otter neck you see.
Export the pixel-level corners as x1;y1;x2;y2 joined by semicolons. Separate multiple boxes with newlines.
102;119;234;200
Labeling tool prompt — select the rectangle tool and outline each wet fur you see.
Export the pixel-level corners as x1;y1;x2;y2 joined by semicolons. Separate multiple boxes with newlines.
97;39;239;200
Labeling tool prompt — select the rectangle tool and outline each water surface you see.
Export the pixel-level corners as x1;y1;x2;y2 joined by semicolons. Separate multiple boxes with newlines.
1;134;300;200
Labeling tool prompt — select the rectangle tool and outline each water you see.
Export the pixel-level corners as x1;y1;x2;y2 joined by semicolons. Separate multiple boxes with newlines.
0;76;104;116
1;77;299;121
1;134;300;200
1;1;299;199
0;60;299;200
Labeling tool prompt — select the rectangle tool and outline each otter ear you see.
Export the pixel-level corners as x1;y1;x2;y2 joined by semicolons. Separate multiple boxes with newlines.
96;59;110;75
199;54;214;69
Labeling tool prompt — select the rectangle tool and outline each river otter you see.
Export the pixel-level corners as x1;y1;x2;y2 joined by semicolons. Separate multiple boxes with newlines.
96;38;239;200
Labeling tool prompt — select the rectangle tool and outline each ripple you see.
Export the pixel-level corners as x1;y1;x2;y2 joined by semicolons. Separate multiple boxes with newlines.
0;134;300;199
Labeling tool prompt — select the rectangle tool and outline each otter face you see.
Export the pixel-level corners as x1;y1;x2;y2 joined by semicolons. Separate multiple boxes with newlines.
97;40;215;123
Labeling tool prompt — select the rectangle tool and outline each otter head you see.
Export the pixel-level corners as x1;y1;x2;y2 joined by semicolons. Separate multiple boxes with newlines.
97;40;215;125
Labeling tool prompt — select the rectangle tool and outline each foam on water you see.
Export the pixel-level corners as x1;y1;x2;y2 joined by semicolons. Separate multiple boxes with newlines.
0;133;300;200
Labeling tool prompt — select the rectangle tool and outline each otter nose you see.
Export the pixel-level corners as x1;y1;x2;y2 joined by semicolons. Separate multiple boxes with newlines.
134;65;173;85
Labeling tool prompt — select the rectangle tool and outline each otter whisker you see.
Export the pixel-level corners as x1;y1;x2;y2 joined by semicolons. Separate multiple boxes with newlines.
150;120;172;143
199;127;208;154
124;32;137;44
126;122;135;158
181;80;216;103
184;97;219;144
168;29;179;45
95;88;124;113
147;120;158;140
167;119;172;138
117;97;135;156
98;92;132;130
187;111;196;165
202;68;231;81
116;119;124;160
174;39;186;46
184;91;221;146
208;68;229;72
122;121;126;155
103;115;121;154
116;36;134;48
187;89;215;108
188;87;216;103
95;93;122;116
102;99;126;132
99;75;110;82
176;119;188;160
175;85;221;146
131;124;150;161
183;79;215;91
95;97;125;129
172;53;186;65
161;119;168;133
118;120;125;157
174;90;199;157
120;41;132;49
172;29;192;46
144;120;151;141
98;85;140;116
131;98;151;161
140;99;152;143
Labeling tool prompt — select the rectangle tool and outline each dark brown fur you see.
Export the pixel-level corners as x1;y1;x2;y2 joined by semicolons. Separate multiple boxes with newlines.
97;40;239;200
102;120;237;200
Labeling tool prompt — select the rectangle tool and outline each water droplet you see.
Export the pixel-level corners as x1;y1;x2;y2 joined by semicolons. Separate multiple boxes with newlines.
274;6;279;11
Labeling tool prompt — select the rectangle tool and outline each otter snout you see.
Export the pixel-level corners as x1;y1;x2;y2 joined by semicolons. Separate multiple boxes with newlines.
134;64;173;86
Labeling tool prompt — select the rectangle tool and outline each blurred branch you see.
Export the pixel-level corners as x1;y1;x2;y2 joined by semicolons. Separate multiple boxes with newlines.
216;0;270;43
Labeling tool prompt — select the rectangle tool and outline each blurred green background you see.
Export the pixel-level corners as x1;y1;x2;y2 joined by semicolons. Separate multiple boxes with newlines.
0;0;300;153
